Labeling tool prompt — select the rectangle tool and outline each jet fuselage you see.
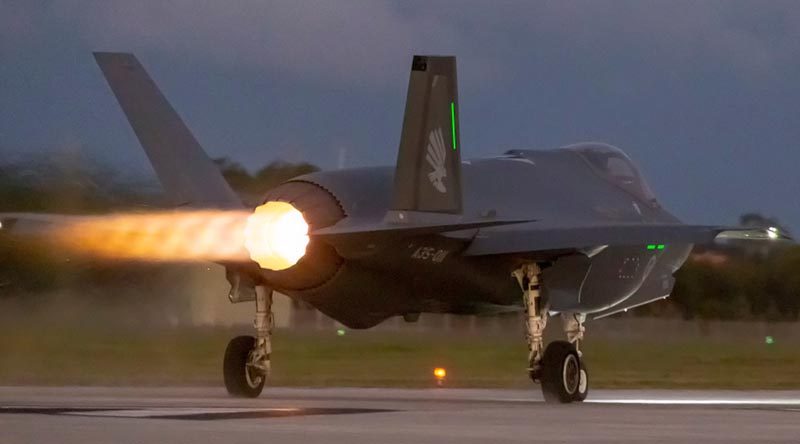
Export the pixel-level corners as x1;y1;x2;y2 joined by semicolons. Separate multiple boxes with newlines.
260;144;692;328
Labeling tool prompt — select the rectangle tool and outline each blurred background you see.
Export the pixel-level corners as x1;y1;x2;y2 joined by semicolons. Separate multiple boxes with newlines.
2;156;798;389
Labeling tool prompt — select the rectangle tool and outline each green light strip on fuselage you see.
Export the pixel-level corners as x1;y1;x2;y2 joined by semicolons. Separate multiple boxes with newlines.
450;102;457;151
647;244;666;250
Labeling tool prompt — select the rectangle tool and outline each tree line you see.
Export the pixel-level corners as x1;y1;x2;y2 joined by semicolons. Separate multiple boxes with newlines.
1;155;797;321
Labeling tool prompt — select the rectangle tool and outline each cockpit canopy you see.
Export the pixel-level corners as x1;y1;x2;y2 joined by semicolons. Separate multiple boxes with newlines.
563;143;657;205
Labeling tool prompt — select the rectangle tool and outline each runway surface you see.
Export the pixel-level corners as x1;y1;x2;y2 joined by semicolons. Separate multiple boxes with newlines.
2;386;799;443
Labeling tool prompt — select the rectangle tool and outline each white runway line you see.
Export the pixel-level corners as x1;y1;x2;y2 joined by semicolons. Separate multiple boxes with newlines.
587;399;800;406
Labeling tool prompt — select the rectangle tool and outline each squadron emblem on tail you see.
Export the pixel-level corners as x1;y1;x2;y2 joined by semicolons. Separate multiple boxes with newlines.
426;127;447;193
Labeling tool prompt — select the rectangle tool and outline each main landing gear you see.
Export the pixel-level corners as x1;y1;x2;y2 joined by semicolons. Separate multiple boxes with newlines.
223;286;273;398
513;263;589;403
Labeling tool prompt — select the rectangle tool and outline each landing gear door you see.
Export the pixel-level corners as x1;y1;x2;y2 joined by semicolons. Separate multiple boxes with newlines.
226;268;257;303
542;254;592;312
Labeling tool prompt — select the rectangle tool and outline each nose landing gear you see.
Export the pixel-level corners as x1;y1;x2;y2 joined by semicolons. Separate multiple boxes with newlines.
514;263;589;403
540;340;588;403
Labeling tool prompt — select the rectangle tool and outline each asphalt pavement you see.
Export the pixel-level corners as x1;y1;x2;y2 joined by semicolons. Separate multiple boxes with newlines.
2;386;799;443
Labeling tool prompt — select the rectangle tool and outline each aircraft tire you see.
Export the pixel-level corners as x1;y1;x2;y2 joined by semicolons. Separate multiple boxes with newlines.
573;360;589;402
540;340;581;403
223;336;265;398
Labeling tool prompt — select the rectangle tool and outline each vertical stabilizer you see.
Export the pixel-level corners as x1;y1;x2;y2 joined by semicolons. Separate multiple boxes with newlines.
94;52;242;209
390;55;462;215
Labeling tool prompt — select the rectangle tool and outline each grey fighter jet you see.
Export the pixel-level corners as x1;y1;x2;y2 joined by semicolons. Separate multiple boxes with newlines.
1;53;789;403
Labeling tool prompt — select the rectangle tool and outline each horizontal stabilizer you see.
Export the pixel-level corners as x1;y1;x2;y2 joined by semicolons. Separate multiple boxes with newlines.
94;52;241;209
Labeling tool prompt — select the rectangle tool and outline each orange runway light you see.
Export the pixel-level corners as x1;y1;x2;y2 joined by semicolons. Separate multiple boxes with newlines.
433;367;447;386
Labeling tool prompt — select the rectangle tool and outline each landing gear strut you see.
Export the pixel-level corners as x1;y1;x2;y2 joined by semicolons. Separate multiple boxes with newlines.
513;263;548;381
223;286;273;398
514;263;589;403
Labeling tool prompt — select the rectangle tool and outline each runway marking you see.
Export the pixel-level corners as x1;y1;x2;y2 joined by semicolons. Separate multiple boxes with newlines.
0;406;395;420
587;399;800;406
1;407;124;415
64;407;299;418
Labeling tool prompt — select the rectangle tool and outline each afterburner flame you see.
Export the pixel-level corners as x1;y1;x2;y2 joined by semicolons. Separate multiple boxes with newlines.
53;210;251;263
42;203;308;270
244;201;309;270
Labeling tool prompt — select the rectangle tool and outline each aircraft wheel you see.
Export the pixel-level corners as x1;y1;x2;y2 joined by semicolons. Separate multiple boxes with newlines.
223;336;265;398
573;360;589;402
540;340;581;403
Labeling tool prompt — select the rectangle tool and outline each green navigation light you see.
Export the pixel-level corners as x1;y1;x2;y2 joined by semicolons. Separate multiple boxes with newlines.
647;244;656;250
657;244;665;250
450;102;457;151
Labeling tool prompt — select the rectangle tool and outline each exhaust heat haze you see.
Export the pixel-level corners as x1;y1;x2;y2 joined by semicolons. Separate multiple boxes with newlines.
47;202;309;270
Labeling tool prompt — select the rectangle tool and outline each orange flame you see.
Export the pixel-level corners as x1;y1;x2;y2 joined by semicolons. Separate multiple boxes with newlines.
48;202;309;270
52;210;250;263
244;201;309;270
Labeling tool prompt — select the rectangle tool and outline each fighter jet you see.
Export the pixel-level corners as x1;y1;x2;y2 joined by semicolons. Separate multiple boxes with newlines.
1;53;790;403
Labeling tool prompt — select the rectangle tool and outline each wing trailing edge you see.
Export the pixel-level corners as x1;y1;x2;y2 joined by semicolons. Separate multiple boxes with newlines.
311;218;532;242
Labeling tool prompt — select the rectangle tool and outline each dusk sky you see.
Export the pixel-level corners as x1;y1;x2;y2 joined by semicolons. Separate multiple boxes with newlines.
2;1;799;230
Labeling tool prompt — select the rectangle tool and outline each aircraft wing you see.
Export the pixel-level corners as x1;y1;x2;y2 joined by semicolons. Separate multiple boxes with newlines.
311;217;531;242
463;222;792;256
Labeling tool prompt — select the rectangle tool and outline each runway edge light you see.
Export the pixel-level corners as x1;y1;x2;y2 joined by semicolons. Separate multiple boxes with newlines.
433;367;447;386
